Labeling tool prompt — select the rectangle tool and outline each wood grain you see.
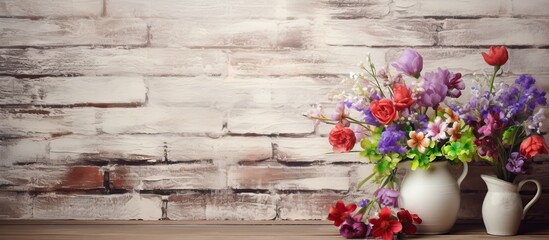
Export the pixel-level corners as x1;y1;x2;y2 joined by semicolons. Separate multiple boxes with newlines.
0;221;547;240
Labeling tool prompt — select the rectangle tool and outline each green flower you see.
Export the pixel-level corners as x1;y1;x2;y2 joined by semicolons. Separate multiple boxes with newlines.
442;133;476;164
502;126;517;146
406;147;439;170
360;131;382;162
374;153;402;180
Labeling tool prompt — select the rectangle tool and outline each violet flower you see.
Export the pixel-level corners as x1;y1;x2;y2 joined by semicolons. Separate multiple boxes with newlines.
378;125;407;154
375;188;399;208
446;72;465;98
506;152;527;174
515;74;536;90
417;68;450;108
359;199;370;208
363;108;381;126
392;48;423;77
339;214;371;239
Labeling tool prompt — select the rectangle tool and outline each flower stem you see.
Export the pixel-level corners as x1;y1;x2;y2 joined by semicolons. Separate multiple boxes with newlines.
488;65;501;96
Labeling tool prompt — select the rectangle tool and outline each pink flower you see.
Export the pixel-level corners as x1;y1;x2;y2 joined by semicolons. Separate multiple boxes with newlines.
426;116;448;141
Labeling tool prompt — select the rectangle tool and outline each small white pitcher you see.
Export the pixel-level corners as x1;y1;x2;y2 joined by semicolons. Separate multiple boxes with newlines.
481;174;542;236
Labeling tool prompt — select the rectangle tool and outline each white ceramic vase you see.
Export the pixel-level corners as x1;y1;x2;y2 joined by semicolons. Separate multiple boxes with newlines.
481;175;541;236
398;161;468;234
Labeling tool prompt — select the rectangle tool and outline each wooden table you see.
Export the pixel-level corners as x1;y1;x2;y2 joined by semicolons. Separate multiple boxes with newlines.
0;220;548;239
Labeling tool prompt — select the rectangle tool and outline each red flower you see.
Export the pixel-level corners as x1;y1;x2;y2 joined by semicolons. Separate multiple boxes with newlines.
370;98;397;125
397;208;422;235
327;201;357;227
393;83;415;110
481;46;508;66
520;135;549;158
329;124;356;153
368;207;403;240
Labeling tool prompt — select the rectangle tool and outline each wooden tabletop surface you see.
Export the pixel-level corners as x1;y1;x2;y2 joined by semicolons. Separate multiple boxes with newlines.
0;220;548;240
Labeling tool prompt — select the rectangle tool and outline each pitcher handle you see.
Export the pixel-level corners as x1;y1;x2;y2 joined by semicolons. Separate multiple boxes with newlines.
456;162;468;187
518;179;541;219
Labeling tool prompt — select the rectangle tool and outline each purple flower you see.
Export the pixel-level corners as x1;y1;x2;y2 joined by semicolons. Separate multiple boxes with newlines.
359;199;370;208
363;108;381;126
506;152;527;174
515;74;536;89
392;48;423;77
375;188;399;208
353;125;366;142
378;125;407;154
331;102;350;127
447;72;465;98
339;214;371;239
524;87;547;111
417;68;450;107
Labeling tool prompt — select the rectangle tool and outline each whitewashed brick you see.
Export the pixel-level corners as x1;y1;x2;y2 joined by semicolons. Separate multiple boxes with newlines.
508;49;549;75
33;193;162;220
275;137;362;163
323;0;390;19
0;108;97;136
0;77;146;106
225;76;342;109
325;19;438;46
205;193;277;220
146;76;224;108
99;107;224;135
109;164;226;191
229;47;387;77
0;165;103;191
107;0;390;19
0;0;102;17
0;192;33;219
279;193;364;220
167;192;278;220
510;0;549;16
228;108;314;135
150;19;313;49
440;19;549;46
0;47;227;76
228;165;351;191
394;0;508;17
0;138;49;166
50;135;164;164
106;0;305;19
166;136;272;164
0;19;147;47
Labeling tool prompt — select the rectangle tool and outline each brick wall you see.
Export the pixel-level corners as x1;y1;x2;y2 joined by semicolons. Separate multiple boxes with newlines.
1;0;548;220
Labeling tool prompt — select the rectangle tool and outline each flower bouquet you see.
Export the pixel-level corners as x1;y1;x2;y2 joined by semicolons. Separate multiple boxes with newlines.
454;46;548;182
305;48;475;238
452;46;546;235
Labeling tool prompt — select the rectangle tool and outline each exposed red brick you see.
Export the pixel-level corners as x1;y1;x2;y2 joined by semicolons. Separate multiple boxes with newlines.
56;166;104;190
